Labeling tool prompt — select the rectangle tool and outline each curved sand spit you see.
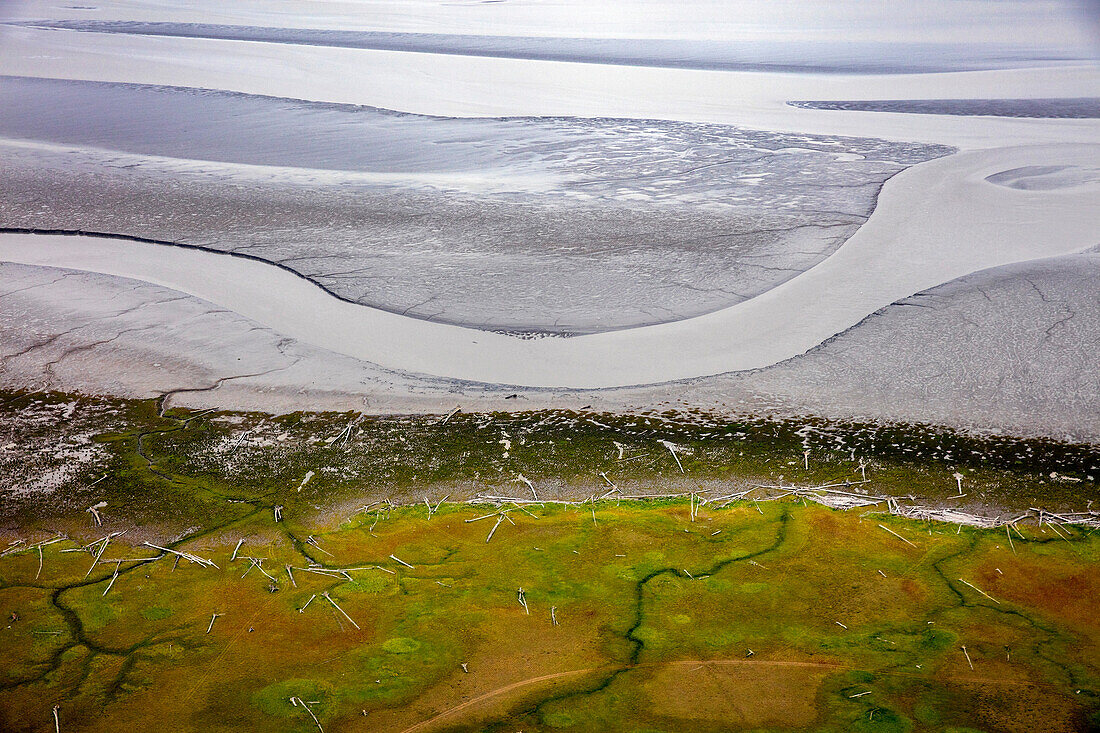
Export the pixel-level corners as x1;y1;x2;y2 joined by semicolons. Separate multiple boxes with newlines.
1;144;1098;389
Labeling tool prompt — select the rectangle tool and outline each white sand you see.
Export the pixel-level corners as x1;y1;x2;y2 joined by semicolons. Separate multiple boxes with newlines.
1;27;1098;149
5;0;1093;46
3;144;1098;389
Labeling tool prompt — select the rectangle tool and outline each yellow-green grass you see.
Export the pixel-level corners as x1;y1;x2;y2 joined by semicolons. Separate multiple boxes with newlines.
1;500;1097;732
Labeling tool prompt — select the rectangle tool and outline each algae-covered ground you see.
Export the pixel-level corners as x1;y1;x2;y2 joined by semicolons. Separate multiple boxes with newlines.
0;389;1098;732
2;389;1096;533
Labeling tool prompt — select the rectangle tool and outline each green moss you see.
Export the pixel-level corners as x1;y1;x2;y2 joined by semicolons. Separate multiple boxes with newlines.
81;598;119;631
848;671;878;684
141;607;173;620
344;574;391;595
850;708;913;733
919;627;957;652
252;679;335;718
913;699;942;725
545;711;577;728
8;388;1098;534
382;637;421;654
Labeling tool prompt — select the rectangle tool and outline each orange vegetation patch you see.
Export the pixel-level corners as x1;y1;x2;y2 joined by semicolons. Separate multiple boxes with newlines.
957;681;1085;733
986;554;1100;636
639;659;833;728
352;604;610;733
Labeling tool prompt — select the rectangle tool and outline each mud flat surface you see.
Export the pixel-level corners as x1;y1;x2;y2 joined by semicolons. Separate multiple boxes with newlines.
0;78;950;334
3;142;1099;389
1;248;1098;441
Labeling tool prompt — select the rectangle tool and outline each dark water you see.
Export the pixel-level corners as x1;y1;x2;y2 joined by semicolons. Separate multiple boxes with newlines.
790;98;1100;118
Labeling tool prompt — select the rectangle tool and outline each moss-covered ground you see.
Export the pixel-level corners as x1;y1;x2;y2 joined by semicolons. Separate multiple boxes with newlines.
0;389;1097;731
2;389;1096;534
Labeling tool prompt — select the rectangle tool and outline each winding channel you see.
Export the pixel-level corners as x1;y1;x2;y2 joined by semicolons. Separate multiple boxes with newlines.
1;143;1099;388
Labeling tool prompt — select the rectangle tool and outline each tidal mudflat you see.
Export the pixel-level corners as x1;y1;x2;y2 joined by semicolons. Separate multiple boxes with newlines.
0;76;946;334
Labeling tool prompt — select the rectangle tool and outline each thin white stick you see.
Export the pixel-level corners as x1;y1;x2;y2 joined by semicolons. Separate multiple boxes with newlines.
102;561;121;596
143;542;219;568
248;558;278;583
286;565;297;588
299;594;316;612
231;539;244;562
659;440;685;473
230;429;252;452
389;554;414;569
206;613;220;634
513;504;541;519
486;515;506;543
85;536;110;579
877;524;916;547
958;578;1000;604
2;536;63;558
292;697;324;733
53;705;60;733
304;536;334;557
36;545;43;580
295;567;349;577
961;645;974;670
86;501;106;526
1047;522;1070;540
322;592;360;630
515;474;538;500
